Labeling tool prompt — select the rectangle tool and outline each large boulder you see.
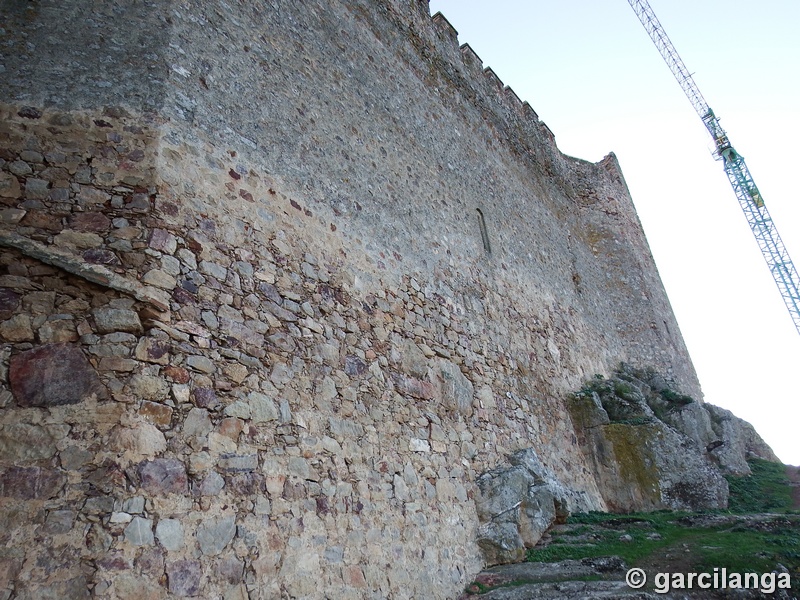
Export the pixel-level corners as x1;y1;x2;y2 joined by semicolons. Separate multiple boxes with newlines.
474;449;592;566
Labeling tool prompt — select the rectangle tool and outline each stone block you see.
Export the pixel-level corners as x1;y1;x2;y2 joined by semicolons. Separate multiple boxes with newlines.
400;339;428;378
215;554;244;585
129;374;169;401
59;446;93;471
139;401;173;427
23;178;49;199
186;355;215;374
199;260;228;281
0;423;58;462
7;161;31;177
224;472;265;496
0;466;65;499
156;518;185;551
342;565;368;589
409;438;431;453
223;400;251;419
199;471;225;496
98;357;138;371
192;387;218;409
93;307;142;333
249;391;278;423
166;559;202;597
149;228;177;254
0;289;20;320
53;229;104;249
134;337;170;364
0;208;26;224
0;314;33;342
112;421;167;458
24;291;56;315
142;269;177;290
184;407;212;441
69;212;111;232
110;513;131;525
329;418;364;438
218;417;244;440
41;510;76;535
124;516;154;546
218;453;258;473
38;319;79;343
163;365;190;383
83;248;121;266
78;185;110;205
0;172;21;198
138;458;188;495
344;355;367;377
196;514;236;556
437;359;474;417
122;496;146;513
9;342;106;407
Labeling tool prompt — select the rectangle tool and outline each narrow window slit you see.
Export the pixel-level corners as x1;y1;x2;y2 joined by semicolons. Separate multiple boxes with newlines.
477;208;491;255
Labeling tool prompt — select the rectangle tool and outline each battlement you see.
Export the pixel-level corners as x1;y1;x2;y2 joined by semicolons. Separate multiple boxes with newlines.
422;5;564;171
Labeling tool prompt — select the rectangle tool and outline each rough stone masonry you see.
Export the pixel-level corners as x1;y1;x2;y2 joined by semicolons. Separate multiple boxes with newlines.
0;1;776;599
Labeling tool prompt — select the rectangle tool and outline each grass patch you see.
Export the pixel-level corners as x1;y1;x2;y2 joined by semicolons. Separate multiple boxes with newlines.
726;458;794;513
527;510;799;592
689;524;800;574
523;461;799;591
527;511;687;565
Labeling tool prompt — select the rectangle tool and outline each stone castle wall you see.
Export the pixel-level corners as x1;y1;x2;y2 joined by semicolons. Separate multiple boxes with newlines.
1;1;701;598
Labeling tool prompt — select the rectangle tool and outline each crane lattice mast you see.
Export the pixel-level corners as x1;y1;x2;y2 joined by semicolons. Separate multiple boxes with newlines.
628;0;800;335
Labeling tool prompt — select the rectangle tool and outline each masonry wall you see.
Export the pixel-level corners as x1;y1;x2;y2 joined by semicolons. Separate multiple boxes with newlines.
0;1;700;598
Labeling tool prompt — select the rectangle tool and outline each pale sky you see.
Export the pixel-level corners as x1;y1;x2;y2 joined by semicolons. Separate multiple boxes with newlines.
428;0;800;465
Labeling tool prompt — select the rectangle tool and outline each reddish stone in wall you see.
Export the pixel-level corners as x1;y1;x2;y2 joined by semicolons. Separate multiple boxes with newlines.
191;387;218;409
148;228;177;253
166;559;202;597
69;212;111;232
9;342;107;407
138;458;188;495
163;365;190;383
0;466;66;499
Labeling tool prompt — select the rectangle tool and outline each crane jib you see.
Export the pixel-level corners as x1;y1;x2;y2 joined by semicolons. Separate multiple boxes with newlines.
627;0;800;335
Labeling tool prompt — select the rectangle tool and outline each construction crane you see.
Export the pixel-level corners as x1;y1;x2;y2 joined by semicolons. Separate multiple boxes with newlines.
627;0;800;336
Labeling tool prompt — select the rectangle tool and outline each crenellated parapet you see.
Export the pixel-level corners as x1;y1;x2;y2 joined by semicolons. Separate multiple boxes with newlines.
359;2;572;184
423;7;562;162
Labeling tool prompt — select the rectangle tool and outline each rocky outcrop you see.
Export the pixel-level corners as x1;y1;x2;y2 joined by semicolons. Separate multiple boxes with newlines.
568;365;779;512
468;364;779;567
704;404;780;475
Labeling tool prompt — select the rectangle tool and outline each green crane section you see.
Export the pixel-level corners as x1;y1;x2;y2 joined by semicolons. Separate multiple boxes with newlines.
627;0;800;336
